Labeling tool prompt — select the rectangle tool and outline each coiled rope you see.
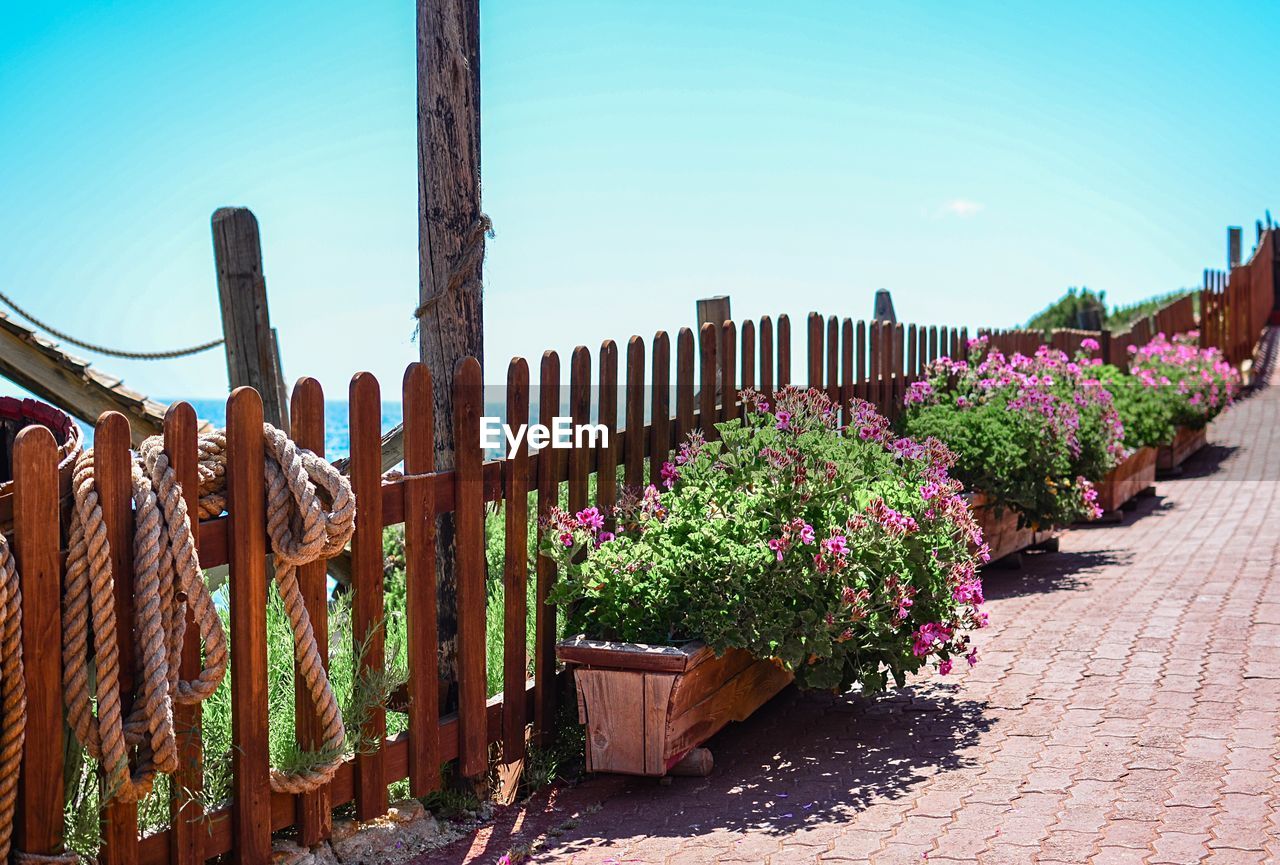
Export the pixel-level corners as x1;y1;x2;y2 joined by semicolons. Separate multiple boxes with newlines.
62;422;355;806
0;290;224;360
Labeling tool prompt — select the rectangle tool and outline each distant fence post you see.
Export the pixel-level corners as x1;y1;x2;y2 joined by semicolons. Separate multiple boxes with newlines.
696;296;731;402
1099;329;1113;367
1228;226;1242;269
213;207;290;429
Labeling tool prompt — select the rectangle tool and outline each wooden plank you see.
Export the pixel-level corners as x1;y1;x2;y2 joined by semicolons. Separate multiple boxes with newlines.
226;390;270;865
855;320;867;403
892;323;905;419
650;332;671;486
402;364;440;796
740;319;755;392
212;208;289;429
556;636;712;673
576;670;647;774
698;324;716;438
97;411;139;865
625;337;646;487
719;321;737;422
826;316;839;405
500;359;530;778
675;329;695;446
759;316;774;397
350;372;387;818
663;658;793;762
597;341;619;523
291;380;332;839
840;318;853;421
776;314;791;387
164;403;206;863
642;674;677;776
568;346;591;513
13;426;62;858
452;357;487;779
806;312;823;389
533;352;560;746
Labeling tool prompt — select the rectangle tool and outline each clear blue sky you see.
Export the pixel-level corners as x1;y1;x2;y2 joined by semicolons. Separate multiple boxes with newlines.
1;0;1275;401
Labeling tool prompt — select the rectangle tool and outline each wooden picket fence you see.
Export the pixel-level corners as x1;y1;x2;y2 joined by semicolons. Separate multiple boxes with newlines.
4;232;1276;865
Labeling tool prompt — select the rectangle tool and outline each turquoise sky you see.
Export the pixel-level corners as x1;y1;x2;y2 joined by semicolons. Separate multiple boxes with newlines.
1;1;1275;401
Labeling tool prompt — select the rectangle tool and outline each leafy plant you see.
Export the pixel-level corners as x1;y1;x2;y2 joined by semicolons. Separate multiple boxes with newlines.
1127;331;1239;431
542;387;988;693
900;337;1124;527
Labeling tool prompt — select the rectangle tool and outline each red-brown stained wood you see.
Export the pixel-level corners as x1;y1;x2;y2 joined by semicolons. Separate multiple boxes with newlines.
826;316;839;406
776;314;791;387
13;426;61;857
959;327;969;361
569;346;591;513
501;359;530;771
929;326;939;365
907;324;918;381
290;381;332;839
226;391;270;865
840;319;853;421
350;373;387;818
533;352;560;745
452;357;487;779
698;324;717;438
97;411;139;865
625;336;646;488
1095;446;1156;514
402;364;441;797
740;319;755;392
868;320;882;413
759;316;774;397
650;332;671;487
806;312;823;389
855;320;867;403
163;403;207;862
597;341;619;523
720;321;737;422
917;326;928;376
675;329;695;448
893;323;905;419
1158;425;1208;471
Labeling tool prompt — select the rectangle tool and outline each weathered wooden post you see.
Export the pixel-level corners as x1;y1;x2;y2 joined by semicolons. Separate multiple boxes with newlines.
1228;226;1242;269
417;0;484;721
696;296;731;405
212;207;289;429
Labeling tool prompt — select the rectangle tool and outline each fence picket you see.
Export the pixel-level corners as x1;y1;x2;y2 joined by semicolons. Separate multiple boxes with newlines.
533;351;560;745
698;324;717;437
402;364;441;797
452;358;488;780
226;391;270;865
13;426;61;859
651;332;671;485
777;314;791;387
501;359;530;777
741;319;756;393
826;316;839;405
598;340;619;523
720;321;737;422
625;337;646;487
759;316;774;398
675;329;695;447
164;403;207;862
350;373;387;818
807;312;823;389
569;347;591;513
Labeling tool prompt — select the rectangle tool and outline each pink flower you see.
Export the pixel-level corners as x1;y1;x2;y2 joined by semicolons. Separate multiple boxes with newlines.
559;531;574;547
597;531;615;545
660;461;680;489
767;538;786;561
822;535;847;555
1080;337;1099;352
776;411;792;431
575;506;605;532
938;659;953;676
799;523;816;545
967;648;979;667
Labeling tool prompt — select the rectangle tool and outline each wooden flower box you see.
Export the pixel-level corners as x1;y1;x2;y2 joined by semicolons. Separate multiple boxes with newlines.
969;493;1058;565
1156;426;1207;472
558;636;793;777
1094;446;1157;517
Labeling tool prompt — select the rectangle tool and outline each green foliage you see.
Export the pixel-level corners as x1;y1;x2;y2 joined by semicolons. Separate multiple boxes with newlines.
1095;364;1175;449
900;341;1123;527
1025;287;1196;332
543;387;987;694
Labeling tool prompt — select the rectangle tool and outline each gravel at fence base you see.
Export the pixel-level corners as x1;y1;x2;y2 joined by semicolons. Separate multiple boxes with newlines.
416;339;1280;864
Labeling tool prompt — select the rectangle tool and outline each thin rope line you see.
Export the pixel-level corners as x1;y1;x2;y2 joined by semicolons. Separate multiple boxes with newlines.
0;290;224;360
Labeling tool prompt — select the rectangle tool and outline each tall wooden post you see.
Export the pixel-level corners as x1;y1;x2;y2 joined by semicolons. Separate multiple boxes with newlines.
417;0;484;681
212;207;289;429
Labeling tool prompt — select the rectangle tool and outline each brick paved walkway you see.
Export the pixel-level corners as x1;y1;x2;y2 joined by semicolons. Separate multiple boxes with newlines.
435;359;1280;865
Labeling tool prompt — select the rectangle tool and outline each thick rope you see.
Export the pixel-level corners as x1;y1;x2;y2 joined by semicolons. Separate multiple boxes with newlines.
63;423;355;804
411;214;493;322
0;538;26;864
0;290;224;360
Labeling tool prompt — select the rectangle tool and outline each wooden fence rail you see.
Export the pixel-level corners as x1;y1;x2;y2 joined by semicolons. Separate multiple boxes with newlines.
5;231;1277;865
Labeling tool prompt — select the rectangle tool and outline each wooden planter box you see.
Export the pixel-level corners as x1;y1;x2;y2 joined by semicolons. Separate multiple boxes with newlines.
558;636;793;777
1094;446;1157;515
969;493;1058;564
1157;426;1207;472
